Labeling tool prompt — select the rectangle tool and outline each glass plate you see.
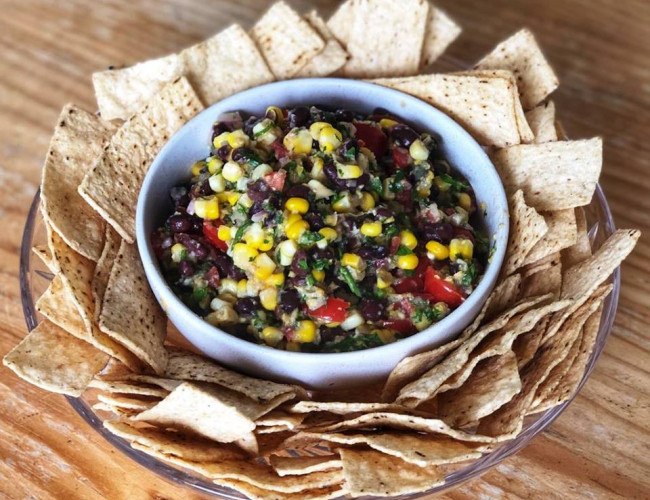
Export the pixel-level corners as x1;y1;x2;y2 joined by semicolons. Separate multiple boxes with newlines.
20;185;619;499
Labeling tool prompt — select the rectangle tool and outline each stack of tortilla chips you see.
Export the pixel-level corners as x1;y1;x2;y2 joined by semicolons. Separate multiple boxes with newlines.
4;1;640;498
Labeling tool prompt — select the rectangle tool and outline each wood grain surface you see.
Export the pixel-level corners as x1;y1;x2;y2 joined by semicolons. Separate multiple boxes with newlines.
0;0;648;498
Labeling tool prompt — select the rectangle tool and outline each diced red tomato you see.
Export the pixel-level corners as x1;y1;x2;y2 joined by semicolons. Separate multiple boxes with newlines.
380;319;417;335
392;147;411;169
270;141;289;160
353;122;388;158
395;185;413;210
389;236;401;255
264;170;287;191
202;220;229;252
423;267;465;307
308;297;350;323
205;266;220;289
393;278;420;294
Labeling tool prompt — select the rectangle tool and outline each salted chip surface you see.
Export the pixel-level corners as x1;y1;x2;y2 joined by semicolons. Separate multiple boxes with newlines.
326;0;356;46
562;207;592;268
41;105;117;261
3;320;108;397
295;11;348;78
32;245;56;272
250;2;325;80
492;138;603;212
92;226;121;321
342;0;429;78
97;393;159;411
80;77;203;242
93;25;272;120
99;241;167;374
421;4;461;67
212;478;347;500
89;379;169;398
520;255;562;299
475;28;559;110
524;209;576;265
525;101;558;143
340;448;445;496
372;73;526;147
270;455;342;476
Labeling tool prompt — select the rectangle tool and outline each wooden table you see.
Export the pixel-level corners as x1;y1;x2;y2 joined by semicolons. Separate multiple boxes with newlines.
0;0;648;498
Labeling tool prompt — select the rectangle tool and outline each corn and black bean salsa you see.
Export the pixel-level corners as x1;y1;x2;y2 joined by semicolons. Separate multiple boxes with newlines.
152;105;489;353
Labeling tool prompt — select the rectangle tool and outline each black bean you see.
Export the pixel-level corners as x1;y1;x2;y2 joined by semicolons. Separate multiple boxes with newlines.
278;289;301;314
190;180;213;198
232;147;252;163
213;253;233;277
376;207;395;219
231;266;247;281
320;325;344;343
216;145;231;162
359;298;386;322
339;138;359;159
211;122;229;140
174;234;208;260
168;214;193;233
235;297;261;316
421;222;454;244
324;160;368;191
432;159;451;176
390;125;419;148
178;260;195;277
244;116;261;137
170;186;189;208
358;245;388;260
335;109;354;122
291;249;309;277
285;184;312;199
304;213;324;231
449;262;463;275
288;106;310;128
312;247;334;263
247;179;271;203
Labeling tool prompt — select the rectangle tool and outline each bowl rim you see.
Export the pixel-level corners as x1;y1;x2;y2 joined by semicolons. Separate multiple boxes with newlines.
135;77;510;361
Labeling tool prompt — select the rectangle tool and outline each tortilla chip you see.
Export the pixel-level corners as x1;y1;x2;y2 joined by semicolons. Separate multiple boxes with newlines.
371;73;526;147
93;25;272;120
214;478;347;500
32;245;56;273
520;254;562;299
290;401;400;415
421;4;461;67
99;241;167;374
89;379;170;398
97;393;160;411
475;29;559;110
92;226;121;321
502;190;548;276
326;0;356;46
40;105;117;261
104;420;245;462
512;316;549;369
478;286;611;437
295;11;348;77
340;448;445;496
80;77;203;242
561;207;592;268
341;0;429;78
118;373;183;392
257;411;305;430
491;138;603;211
381;273;522;402
270;455;342;476
524;209;577;265
525;101;558;143
164;346;300;403
437;351;521;427
3;320;108;397
250;2;325;80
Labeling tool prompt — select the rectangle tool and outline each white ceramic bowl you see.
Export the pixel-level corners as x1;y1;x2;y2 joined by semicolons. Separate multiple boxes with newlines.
136;78;509;390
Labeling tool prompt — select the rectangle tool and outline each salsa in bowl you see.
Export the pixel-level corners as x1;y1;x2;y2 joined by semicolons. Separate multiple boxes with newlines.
136;78;508;388
152;105;489;353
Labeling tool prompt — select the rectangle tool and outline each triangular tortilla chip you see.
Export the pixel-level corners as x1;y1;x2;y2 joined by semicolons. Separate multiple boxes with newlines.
270;455;342;476
31;245;56;273
92;225;121;321
97;393;160;411
371;73;526;147
80;77;203;242
250;2;325;79
212;478;347;500
512;316;550;369
525;101;558;143
491;138;603;211
40;104;117;261
341;0;429;78
3;320;108;397
524;209;577;265
561;207;592;268
421;4;461;67
326;0;356;46
295;11;348;77
340;448;444;496
99;241;167;374
89;379;169;398
475;28;559;110
520;254;562;299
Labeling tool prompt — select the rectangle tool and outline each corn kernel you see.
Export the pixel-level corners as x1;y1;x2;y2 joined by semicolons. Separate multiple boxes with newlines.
207;157;223;174
283;128;312;155
237;193;253;209
318;126;343;152
324;214;338;226
450;238;474;261
170;243;186;263
318;227;338;242
310;156;325;180
194;196;219;219
397;254;419;270
286;213;303;226
379;118;399;129
294;320;317;343
309;122;331;141
227;129;249;148
243;222;265;249
285;197;310;214
266;272;285;287
337;164;363;179
400;230;418;250
217;225;232;242
191;161;205;176
277;239;298;266
286;220;309;241
409;139;429;161
258;233;274;252
261;326;283;346
222;161;244;182
458;192;472;212
225;192;241;205
360;221;382;237
312;269;325;282
342;253;362;269
218;278;237;296
286;341;301;352
332;193;355;213
265;106;284;124
253;253;276;280
213;131;230;148
260;287;278;311
434;176;450;192
209;173;226;193
426;241;450;260
360;192;376;211
232;243;258;269
237;279;249;298
376;269;393;289
251;163;273;180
